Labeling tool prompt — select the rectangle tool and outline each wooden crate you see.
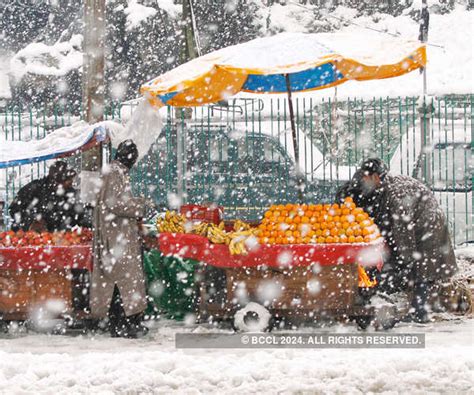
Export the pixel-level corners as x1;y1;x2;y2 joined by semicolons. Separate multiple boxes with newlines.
0;269;73;320
197;264;359;321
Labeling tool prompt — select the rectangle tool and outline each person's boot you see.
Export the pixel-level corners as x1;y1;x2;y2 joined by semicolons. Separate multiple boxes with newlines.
409;281;431;323
109;318;125;338
399;310;429;323
83;319;101;335
110;323;121;338
413;309;430;324
122;314;148;339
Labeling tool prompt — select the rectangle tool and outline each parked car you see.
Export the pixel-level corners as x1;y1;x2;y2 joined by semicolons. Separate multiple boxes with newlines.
390;120;472;245
135;121;348;221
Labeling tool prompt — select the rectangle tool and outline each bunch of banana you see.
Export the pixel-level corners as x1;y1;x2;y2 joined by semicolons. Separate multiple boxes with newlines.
190;221;224;236
228;230;257;255
233;219;251;232
229;235;248;255
156;211;186;233
157;213;258;255
190;222;212;237
207;224;231;245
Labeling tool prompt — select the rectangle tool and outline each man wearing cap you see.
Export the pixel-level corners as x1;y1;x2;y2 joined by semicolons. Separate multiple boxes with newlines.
9;160;87;232
336;158;457;322
90;140;154;338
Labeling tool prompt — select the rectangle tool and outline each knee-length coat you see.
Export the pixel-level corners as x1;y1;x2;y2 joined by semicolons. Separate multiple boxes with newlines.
90;161;147;318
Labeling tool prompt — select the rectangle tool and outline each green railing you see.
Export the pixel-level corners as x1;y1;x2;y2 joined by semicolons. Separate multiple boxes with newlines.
1;95;472;244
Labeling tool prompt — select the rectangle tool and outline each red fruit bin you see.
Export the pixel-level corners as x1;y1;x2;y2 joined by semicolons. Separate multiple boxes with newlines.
157;233;386;269
0;245;93;271
180;204;223;225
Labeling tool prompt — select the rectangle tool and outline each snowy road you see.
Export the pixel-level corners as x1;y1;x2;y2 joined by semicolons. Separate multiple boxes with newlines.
0;318;472;394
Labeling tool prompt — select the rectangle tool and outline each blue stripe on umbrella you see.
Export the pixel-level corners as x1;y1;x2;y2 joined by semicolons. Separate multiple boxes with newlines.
158;91;179;105
242;62;343;93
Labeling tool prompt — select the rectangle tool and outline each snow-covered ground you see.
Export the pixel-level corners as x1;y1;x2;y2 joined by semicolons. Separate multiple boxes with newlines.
0;318;472;393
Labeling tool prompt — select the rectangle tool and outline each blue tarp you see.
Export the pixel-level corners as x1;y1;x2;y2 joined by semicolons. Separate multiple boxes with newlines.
0;122;108;169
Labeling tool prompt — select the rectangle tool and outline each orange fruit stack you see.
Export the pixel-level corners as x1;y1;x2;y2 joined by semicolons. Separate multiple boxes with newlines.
256;197;381;245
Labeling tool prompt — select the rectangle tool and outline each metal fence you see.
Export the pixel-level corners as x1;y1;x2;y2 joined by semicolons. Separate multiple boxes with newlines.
1;95;472;244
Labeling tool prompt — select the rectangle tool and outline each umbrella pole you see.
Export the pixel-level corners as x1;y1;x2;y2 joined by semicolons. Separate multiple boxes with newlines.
285;74;304;203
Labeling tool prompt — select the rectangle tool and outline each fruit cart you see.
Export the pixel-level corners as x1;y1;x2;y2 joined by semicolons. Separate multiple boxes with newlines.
0;240;92;324
157;232;393;331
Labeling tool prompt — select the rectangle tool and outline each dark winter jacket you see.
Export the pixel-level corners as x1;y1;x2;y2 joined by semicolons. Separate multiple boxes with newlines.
337;174;457;288
335;169;369;207
9;177;87;232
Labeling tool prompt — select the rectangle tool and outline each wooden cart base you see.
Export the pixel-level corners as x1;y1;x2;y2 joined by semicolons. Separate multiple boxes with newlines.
0;246;92;323
195;263;376;326
0;269;73;321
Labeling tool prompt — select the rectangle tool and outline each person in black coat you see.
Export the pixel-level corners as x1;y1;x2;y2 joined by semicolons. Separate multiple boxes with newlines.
9;161;88;232
336;158;457;322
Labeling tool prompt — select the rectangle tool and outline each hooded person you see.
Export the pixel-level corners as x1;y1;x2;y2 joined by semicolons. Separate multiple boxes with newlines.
90;140;153;338
9;160;86;231
335;169;367;208
336;158;457;323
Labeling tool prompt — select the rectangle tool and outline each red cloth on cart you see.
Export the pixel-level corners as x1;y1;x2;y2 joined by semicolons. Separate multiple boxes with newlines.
0;245;92;271
158;233;385;269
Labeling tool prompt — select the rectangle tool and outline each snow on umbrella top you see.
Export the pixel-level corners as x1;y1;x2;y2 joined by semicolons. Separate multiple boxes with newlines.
140;32;426;107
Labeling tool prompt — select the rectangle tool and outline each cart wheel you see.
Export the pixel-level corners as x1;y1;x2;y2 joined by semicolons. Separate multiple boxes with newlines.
354;316;373;330
0;319;8;334
233;302;272;332
373;305;398;330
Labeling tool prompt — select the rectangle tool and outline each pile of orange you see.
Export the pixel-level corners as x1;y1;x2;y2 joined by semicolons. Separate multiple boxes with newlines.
256;197;381;245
